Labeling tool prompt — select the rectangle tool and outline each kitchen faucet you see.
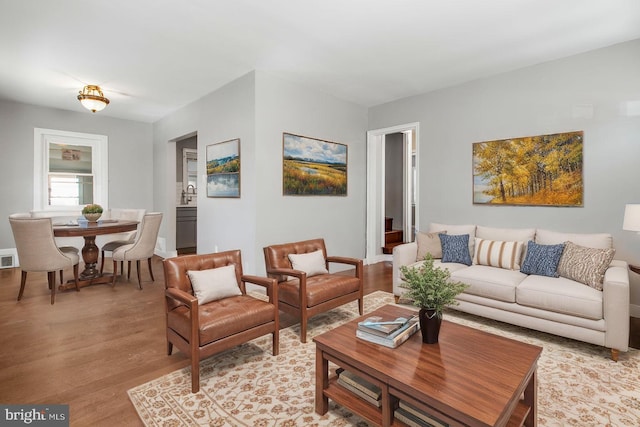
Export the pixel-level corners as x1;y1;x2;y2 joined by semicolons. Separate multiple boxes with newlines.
182;185;197;204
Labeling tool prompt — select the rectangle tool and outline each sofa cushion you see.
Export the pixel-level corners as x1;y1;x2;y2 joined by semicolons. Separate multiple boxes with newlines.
520;241;565;277
535;229;612;249
432;259;470;274
473;238;524;270
439;233;472;265
416;230;445;260
516;274;603;320
557;241;616;290
476;225;536;242
451;265;527;303
429;223;476;256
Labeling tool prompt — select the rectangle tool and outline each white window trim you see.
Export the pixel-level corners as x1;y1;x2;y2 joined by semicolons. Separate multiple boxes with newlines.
33;128;109;211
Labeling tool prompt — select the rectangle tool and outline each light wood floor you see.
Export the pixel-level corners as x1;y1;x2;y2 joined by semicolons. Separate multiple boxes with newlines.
0;257;391;426
1;258;636;426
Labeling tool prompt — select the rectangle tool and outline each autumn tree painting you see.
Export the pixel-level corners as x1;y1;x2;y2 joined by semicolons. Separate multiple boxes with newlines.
473;131;583;206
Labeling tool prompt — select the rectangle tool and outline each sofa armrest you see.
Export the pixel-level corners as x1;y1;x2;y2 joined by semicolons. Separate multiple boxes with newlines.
603;260;630;352
392;242;418;295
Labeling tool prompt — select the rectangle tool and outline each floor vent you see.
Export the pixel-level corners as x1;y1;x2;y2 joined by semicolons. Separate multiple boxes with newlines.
0;254;15;269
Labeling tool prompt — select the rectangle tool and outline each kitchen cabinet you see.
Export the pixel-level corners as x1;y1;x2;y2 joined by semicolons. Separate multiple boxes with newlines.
176;207;197;249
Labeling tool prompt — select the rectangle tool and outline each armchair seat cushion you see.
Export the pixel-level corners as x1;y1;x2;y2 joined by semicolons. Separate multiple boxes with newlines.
279;274;361;308
168;295;277;345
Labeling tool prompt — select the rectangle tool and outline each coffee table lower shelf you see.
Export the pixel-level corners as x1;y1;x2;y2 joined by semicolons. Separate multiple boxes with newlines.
323;375;531;427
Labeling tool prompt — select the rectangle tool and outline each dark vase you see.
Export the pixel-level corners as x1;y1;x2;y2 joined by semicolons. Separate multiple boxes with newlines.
418;308;442;344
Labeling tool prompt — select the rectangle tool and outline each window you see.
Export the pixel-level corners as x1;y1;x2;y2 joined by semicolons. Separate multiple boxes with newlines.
34;129;108;211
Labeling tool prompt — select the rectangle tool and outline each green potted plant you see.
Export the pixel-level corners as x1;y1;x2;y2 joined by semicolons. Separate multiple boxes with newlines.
82;204;103;222
399;254;468;343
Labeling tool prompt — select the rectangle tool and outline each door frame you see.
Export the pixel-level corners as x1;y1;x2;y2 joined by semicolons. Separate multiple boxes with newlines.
366;122;420;264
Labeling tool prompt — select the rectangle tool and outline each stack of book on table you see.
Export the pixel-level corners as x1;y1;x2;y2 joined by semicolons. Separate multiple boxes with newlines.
394;400;448;427
336;369;381;407
356;314;419;348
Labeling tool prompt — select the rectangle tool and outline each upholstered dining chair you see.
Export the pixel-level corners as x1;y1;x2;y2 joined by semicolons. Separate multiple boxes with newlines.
111;212;163;288
163;250;279;393
98;208;146;274
9;214;80;304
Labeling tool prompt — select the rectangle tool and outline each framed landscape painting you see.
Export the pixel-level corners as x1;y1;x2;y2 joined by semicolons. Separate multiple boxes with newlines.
283;133;347;196
473;130;583;206
206;138;240;198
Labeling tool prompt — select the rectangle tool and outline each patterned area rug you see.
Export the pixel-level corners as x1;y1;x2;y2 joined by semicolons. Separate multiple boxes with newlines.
128;291;640;426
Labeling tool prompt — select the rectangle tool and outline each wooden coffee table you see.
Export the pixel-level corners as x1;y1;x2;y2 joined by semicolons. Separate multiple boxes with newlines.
314;304;542;427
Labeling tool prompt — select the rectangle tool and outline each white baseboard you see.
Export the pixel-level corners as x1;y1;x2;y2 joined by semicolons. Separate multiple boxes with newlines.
365;254;392;265
630;304;640;318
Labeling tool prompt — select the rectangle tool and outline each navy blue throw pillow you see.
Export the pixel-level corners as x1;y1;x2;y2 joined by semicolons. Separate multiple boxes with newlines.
520;241;565;277
439;233;472;266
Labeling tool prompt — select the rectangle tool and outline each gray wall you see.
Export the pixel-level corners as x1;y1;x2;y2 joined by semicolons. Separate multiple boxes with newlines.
0;99;153;249
152;72;256;266
153;71;368;275
368;39;640;312
254;71;369;273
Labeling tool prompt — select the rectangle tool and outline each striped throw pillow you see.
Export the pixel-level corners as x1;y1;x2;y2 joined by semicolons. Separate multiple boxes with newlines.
474;238;524;270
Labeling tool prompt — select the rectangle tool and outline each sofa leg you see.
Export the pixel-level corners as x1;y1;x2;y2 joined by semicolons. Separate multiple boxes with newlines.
611;348;619;362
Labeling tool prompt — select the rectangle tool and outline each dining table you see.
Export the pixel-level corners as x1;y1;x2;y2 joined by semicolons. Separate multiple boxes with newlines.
53;220;139;289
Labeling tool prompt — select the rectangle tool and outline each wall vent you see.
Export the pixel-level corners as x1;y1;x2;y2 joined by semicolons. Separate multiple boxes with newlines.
0;254;15;269
0;249;18;269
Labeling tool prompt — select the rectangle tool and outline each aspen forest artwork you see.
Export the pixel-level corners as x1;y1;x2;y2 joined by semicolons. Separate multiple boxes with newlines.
283;133;347;196
473;131;583;206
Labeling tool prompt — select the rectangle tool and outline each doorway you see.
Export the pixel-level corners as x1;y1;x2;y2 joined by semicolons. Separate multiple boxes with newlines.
176;135;198;255
366;123;419;264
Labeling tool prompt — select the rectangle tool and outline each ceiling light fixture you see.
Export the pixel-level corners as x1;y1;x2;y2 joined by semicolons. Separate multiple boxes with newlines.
77;84;110;113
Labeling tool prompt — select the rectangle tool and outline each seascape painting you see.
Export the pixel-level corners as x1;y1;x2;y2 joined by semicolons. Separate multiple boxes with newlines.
283;133;347;196
473;131;583;206
207;139;240;198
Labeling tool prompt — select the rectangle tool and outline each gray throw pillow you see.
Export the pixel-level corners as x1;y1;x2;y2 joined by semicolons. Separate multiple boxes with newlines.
520;241;565;277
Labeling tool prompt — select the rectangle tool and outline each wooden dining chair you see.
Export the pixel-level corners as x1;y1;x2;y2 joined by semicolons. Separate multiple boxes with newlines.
9;214;80;304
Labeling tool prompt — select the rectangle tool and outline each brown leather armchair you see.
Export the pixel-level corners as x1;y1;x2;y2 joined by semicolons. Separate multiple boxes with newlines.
263;238;363;343
163;250;279;393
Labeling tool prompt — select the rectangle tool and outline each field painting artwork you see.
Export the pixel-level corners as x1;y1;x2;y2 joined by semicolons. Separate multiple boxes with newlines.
207;139;240;198
283;133;347;196
473;131;583;206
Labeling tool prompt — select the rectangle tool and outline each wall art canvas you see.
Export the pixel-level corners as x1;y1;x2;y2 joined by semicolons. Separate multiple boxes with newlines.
283;133;347;196
473;130;583;206
206;138;240;198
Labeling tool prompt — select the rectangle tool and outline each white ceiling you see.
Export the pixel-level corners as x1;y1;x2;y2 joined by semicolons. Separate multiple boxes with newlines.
1;0;639;123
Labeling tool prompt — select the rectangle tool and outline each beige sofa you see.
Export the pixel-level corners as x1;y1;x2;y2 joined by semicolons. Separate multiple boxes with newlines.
392;223;630;361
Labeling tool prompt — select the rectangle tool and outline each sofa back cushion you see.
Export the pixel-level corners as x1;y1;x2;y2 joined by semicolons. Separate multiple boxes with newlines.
476;225;536;242
535;229;612;249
